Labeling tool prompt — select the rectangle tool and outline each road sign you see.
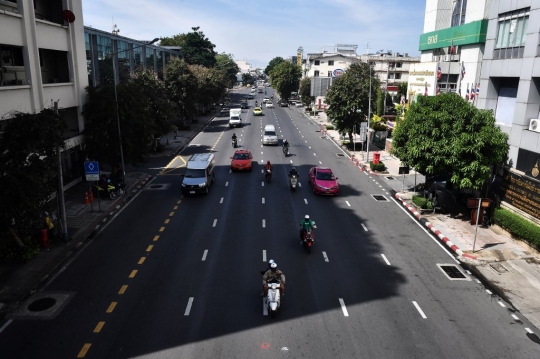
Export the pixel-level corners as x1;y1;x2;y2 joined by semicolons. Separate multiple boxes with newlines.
84;161;99;181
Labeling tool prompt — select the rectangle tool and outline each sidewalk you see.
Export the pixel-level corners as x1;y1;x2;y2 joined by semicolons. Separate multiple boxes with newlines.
301;107;540;331
0;111;218;317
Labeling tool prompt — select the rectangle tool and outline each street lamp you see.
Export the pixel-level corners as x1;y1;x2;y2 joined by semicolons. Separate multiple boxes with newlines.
112;37;159;182
365;60;373;164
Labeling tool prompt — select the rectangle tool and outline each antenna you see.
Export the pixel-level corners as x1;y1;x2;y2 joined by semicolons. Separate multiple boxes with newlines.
365;43;370;55
112;17;120;35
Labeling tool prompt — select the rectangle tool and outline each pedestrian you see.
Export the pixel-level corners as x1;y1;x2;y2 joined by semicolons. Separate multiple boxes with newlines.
44;212;54;240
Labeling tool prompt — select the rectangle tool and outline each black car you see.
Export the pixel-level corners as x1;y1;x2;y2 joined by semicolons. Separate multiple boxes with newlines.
279;100;289;107
247;94;254;99
241;101;248;109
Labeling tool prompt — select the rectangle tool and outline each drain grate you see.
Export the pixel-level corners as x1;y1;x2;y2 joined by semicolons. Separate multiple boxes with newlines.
145;183;171;191
371;195;388;201
150;184;164;189
437;264;469;280
490;263;509;274
28;297;57;312
385;176;395;180
336;153;345;157
320;136;327;139
7;292;75;320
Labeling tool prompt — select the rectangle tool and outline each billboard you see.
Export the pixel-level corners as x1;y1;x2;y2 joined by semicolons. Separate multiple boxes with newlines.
407;62;438;100
419;20;488;51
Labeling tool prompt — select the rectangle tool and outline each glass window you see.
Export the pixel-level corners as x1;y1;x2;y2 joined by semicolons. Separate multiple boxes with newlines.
156;50;163;79
328;71;332;77
494;8;529;59
145;47;154;71
451;0;467;27
84;33;94;86
116;40;131;81
314;70;319;77
314;60;320;65
395;73;402;80
133;46;143;70
396;62;402;68
328;60;334;66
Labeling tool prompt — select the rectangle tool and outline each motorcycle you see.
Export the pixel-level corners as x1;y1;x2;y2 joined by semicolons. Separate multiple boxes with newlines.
266;281;281;317
301;222;317;253
94;179;119;200
282;145;289;156
232;138;238;148
289;174;298;191
265;168;272;183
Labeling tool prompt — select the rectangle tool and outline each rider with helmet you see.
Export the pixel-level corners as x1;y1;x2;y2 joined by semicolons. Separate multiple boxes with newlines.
265;160;273;180
262;262;286;296
282;138;290;152
299;214;315;244
288;166;299;178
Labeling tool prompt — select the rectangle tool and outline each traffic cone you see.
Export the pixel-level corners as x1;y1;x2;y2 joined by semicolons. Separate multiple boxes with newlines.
89;190;94;202
84;191;90;204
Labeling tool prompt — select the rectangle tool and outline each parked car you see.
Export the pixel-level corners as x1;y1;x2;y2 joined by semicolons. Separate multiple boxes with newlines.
308;167;339;195
230;149;253;171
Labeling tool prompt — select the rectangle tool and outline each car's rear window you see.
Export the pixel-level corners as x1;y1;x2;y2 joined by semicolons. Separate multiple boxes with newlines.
316;172;335;180
233;153;250;159
264;131;277;136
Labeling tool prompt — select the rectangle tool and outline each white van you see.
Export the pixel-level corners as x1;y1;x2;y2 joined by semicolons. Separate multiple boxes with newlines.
181;153;216;195
229;108;242;127
263;125;278;145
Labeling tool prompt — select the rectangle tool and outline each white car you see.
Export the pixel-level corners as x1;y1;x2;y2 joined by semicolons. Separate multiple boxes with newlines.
266;102;274;108
295;102;303;107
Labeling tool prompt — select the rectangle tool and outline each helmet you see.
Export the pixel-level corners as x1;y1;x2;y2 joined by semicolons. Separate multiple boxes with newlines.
44;212;49;216
270;262;278;271
267;160;271;164
292;167;296;171
268;259;275;264
233;133;236;136
305;214;310;219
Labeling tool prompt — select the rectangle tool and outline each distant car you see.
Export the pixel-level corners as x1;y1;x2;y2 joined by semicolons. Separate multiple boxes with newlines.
263;98;270;103
279;100;289;107
247;94;254;99
241;101;248;109
251;88;256;93
253;107;263;116
308;167;339;195
230;149;253;171
266;102;274;108
258;89;263;93
295;102;303;107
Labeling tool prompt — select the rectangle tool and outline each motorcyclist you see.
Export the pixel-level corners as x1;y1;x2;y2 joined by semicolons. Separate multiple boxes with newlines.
288;166;299;178
255;100;259;107
299;214;315;244
282;139;289;151
262;262;285;296
264;160;273;180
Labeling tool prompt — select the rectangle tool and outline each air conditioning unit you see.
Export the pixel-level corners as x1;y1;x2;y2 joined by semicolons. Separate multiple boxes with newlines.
443;55;450;62
529;119;540;132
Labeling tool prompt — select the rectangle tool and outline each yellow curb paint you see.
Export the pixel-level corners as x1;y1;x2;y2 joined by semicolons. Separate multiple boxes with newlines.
164;219;170;224
138;257;146;264
153;235;159;241
169;212;175;217
146;245;153;252
106;302;117;313
159;227;165;232
129;270;138;278
118;285;128;294
77;343;92;357
93;322;105;333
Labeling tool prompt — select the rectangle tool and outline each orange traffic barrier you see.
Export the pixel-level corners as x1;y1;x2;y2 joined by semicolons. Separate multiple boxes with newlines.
89;190;94;202
354;159;359;167
84;191;90;204
350;154;355;162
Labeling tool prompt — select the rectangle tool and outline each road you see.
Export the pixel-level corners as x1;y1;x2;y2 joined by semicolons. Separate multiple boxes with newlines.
0;87;539;358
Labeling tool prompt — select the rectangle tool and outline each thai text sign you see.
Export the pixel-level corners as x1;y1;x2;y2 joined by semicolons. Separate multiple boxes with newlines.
500;170;540;220
418;20;488;51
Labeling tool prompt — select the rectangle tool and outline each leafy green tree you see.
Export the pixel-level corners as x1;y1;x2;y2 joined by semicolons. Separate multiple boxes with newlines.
159;33;187;47
299;77;313;107
83;83;155;168
165;58;197;124
242;72;253;85
397;82;408;102
265;57;285;76
376;88;384;116
0;109;66;246
215;53;240;88
391;93;509;190
180;27;217;67
325;62;380;143
269;61;301;100
190;64;226;113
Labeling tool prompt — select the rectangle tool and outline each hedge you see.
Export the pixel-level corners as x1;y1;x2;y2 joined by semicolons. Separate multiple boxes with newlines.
412;195;428;209
369;161;385;172
493;208;540;248
326;124;334;130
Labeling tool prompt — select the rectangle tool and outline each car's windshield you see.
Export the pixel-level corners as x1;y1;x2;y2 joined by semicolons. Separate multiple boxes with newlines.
264;131;277;136
316;172;335;180
233;153;250;160
185;168;206;178
230;116;239;120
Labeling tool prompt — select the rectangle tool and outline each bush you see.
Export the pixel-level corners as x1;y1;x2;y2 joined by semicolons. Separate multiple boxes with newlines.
412;195;428;209
369;161;385;172
0;237;40;261
493;208;540;248
326;124;334;130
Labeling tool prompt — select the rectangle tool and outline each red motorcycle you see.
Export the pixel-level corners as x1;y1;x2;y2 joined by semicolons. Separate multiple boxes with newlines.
301;222;317;253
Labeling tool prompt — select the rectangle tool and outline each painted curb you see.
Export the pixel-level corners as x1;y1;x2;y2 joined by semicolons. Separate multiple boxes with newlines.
395;193;477;260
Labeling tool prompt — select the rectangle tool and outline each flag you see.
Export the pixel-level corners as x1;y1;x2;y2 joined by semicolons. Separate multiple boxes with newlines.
424;83;428;96
470;86;475;101
437;64;442;80
458;86;461;96
476;83;480;96
449;40;455;55
465;85;470;101
436;86;440;95
460;61;466;81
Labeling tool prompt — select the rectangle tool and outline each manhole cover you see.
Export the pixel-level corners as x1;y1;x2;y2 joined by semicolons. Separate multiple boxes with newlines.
28;297;57;312
371;195;388;201
490;263;509;274
437;264;469;280
386;176;395;180
144;183;171;191
336;153;345;157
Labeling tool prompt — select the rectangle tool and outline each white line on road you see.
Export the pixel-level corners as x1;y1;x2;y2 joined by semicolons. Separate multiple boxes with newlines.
313;153;316;156
262;219;266;228
202;250;208;261
229;170;231;173
212;219;217;227
381;254;391;265
498;301;506;307
298;182;302;187
475;279;481;284
361;223;368;231
184;297;194;316
263;250;267;262
225;182;229;186
511;314;520;321
262;197;265;204
0;319;13;334
465;270;472;274
526;328;534;334
220;198;223;204
486;289;493;295
263;298;268;316
412;301;427;319
345;201;351;207
319;161;322;164
309;146;311;149
304;199;308;204
322;251;329;262
261;169;264;173
262;181;265;187
339;298;349;317
290;160;293;163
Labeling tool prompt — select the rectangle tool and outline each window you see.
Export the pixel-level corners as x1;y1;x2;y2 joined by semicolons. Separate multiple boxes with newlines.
389;62;395;68
84;33;94;86
145;47;155;71
0;45;26;86
314;60;320;65
451;0;467;27
314;70;319;77
396;62;402;68
328;60;334;66
328;71;332;77
494;8;529;60
395;73;402;80
388;73;394;80
133;46;143;71
39;49;70;84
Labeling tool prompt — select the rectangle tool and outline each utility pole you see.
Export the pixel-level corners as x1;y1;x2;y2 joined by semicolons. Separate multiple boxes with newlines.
54;101;68;242
366;43;372;164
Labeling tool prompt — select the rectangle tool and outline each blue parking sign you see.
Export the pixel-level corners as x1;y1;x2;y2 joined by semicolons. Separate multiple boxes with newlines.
84;161;99;181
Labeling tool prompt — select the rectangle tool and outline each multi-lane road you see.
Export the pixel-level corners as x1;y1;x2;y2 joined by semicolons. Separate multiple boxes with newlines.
0;87;539;358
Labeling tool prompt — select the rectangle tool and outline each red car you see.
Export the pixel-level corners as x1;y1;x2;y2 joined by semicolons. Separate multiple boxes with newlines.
308;167;339;195
230;149;253;171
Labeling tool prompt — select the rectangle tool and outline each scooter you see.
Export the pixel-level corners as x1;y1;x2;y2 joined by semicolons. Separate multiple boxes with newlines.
265;168;272;183
94;179;118;200
289;174;298;191
301;222;317;253
282;145;289;156
266;281;281;318
232;138;238;148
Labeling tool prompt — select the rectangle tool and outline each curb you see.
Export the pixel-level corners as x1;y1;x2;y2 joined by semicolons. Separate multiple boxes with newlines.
394;193;477;260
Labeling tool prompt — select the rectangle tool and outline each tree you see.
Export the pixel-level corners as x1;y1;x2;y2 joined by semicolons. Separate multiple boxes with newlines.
159;33;187;47
0;109;66;248
242;72;253;85
397;82;408;102
265;57;285;76
299;77;313;107
190;64;226;113
269;61;301;100
215;53;240;88
325;62;380;143
165;58;197;124
83;83;155;169
376;88;384;116
180;27;217;67
391;93;509;190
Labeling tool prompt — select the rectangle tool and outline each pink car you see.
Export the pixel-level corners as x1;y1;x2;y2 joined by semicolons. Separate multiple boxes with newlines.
308;167;339;195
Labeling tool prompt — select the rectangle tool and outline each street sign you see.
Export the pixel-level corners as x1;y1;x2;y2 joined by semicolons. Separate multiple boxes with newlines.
84;161;99;181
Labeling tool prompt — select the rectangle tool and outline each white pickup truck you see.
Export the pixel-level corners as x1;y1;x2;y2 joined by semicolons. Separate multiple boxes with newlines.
229;108;242;128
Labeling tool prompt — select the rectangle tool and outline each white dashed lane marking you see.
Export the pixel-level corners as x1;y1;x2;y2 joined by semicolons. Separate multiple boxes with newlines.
361;224;368;231
339;298;349;317
184;297;194;316
412;301;427;319
201;250;208;261
322;252;329;262
345;201;351;206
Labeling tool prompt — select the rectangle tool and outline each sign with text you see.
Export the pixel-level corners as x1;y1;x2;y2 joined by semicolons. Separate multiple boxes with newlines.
500;170;540;220
84;161;99;181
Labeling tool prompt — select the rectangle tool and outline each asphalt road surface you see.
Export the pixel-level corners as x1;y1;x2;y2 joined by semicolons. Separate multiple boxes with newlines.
0;87;539;358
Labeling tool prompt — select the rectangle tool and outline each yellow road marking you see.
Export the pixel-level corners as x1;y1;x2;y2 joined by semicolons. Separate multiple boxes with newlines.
77;343;92;357
146;245;153;252
93;322;105;333
178;199;182;203
138;257;146;264
153;235;159;242
129;270;138;278
173;206;178;210
169;212;174;217
159;227;165;232
160;155;187;175
164;219;170;224
118;285;128;294
106;302;117;313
